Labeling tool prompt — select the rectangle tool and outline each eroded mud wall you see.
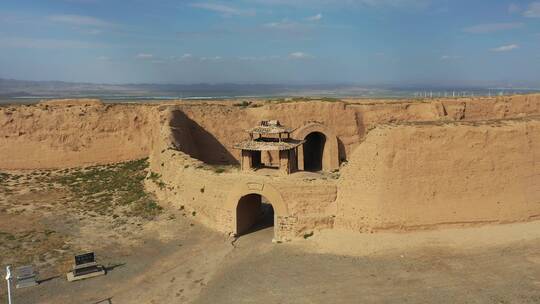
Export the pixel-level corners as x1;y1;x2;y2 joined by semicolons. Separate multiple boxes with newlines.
0;102;160;169
172;102;360;164
459;95;540;120
335;118;540;231
170;95;540;167
2;95;539;170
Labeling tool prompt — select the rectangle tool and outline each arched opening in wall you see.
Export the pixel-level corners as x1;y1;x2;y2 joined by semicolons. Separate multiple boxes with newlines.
303;132;326;172
236;194;275;237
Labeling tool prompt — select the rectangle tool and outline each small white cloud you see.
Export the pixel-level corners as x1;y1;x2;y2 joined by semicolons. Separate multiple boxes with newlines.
490;44;519;52
508;3;521;14
48;14;112;27
306;13;322;21
136;53;153;59
264;20;301;30
190;3;256;16
263;17;324;33
463;22;523;34
252;0;430;10
289;51;312;59
524;2;540;17
200;56;222;61
238;55;280;61
170;53;194;61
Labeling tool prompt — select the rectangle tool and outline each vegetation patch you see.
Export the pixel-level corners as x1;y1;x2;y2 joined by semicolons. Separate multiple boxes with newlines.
52;158;162;219
148;171;166;190
303;231;314;239
0;172;10;183
0;159;171;281
233;100;263;108
0;229;69;271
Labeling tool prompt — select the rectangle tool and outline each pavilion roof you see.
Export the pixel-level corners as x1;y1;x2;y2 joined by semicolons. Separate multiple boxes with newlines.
246;120;293;135
234;139;304;151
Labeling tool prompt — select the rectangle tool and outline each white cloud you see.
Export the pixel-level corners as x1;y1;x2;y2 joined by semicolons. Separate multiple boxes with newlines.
524;2;540;17
200;56;222;61
251;0;430;9
264;20;301;30
463;22;523;34
136;53;154;59
263;18;320;34
238;55;280;61
171;53;194;61
306;13;322;21
190;3;256;16
48;14;113;27
289;52;313;59
490;44;519;52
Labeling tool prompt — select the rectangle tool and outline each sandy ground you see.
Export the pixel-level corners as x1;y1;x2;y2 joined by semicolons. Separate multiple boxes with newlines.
196;223;540;304
1;165;540;303
4;220;540;304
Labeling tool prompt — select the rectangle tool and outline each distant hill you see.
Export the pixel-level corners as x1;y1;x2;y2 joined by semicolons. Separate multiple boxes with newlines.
1;78;538;101
0;78;157;98
0;78;370;99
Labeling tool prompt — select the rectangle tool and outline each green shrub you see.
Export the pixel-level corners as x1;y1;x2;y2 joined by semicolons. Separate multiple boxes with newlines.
303;232;314;239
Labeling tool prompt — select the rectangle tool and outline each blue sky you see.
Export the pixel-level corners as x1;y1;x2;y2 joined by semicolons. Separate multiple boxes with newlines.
0;0;539;85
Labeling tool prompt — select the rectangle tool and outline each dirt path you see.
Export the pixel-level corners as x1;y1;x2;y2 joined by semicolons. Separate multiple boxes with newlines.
195;226;540;304
4;219;540;304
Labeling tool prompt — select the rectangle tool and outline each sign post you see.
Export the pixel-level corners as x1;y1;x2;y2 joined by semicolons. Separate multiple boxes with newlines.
67;252;105;282
5;266;12;304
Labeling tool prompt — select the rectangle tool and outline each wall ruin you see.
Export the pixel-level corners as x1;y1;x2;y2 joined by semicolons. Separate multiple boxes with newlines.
336;118;540;232
1;95;539;240
0;101;160;169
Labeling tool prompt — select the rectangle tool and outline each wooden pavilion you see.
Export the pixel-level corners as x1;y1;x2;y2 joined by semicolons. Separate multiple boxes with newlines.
234;120;304;174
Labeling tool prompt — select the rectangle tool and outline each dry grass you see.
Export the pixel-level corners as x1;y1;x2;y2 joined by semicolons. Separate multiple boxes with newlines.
52;159;162;219
0;159;163;273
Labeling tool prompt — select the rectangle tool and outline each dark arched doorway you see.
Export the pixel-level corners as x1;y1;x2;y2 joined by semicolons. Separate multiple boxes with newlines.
303;132;326;172
236;194;275;236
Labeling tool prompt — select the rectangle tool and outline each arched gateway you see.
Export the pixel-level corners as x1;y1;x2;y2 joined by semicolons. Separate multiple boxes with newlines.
292;122;339;172
225;182;288;242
